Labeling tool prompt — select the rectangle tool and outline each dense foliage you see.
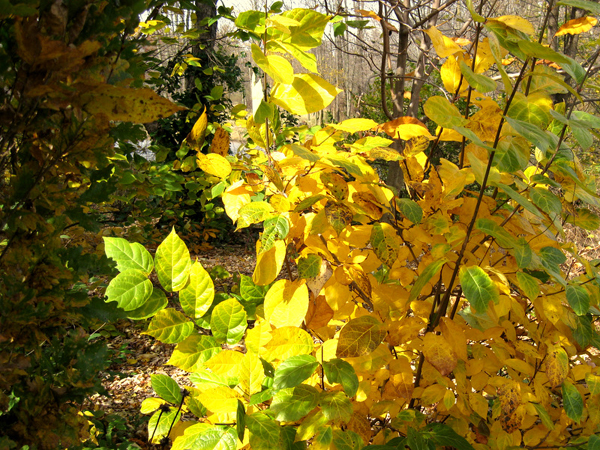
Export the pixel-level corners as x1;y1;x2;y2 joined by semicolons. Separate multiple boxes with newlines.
102;2;600;450
0;0;185;447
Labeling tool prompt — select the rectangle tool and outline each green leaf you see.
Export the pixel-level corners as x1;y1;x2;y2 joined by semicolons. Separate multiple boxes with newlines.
459;266;499;313
246;411;280;444
290;143;320;162
180;261;214;319
409;258;448;302
566;285;590;316
427;423;475;450
513;237;533;269
171;424;237;450
103;237;154;274
240;275;269;303
319;391;353;424
494;183;545;219
332;429;363;450
155;228;192;292
539;246;567;286
336;316;386;358
297;254;323;279
250;388;274;405
505;117;555;155
314;427;333;448
144;308;194;344
516;271;539;300
573;315;593;348
465;0;485;22
530;187;562;216
588;435;600;450
270;384;319;422
323;359;359;397
210;85;224;100
210;298;248;344
558;0;600;14
237;201;275;230
294;194;327;212
459;60;496;92
236;400;246;443
507;93;551;128
273;355;319;390
518;41;585;83
260;215;289;253
424;96;468;128
371;223;400;267
495;135;530;172
126;288;168;320
152;374;182;405
169;335;221;372
235;10;265;32
532;403;554;430
475;218;516;248
105;269;153;311
148;408;181;444
562;380;583;422
565;208;600;231
397;198;423;224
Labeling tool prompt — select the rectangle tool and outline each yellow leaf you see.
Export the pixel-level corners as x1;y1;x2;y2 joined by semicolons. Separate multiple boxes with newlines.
210;126;230;156
196;386;242;413
336;316;386;358
424;26;463;58
222;181;253;223
253;239;286;286
330;118;378;133
205;350;244;377
264;279;309;328
555;16;597;36
441;54;469;94
422;333;457;376
186;110;207;151
245;319;272;355
494;15;535;34
197;153;231;179
271;73;342;115
421;384;447;405
251;43;294;84
377;116;433;140
356;9;381;21
439;317;467;361
81;85;186;123
545;344;569;388
239;352;265;396
305;294;335;330
263;326;314;361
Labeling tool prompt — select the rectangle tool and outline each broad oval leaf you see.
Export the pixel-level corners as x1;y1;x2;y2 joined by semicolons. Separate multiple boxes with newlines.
105;269;153;311
397;198;423;224
271;73;342;115
167;335;221;372
530;187;562;216
210;298;248;344
459;265;499;313
424;96;468;129
172;424;237;450
270;384;320;422
371;222;400;267
103;237;153;274
155;228;192;292
151;374;182;404
144;308;194;344
180;261;214;319
566;284;590;316
273;355;319;390
264;279;309;328
260;215;289;253
325;200;353;235
253;239;286;286
459;60;496;93
562;380;584;422
264;326;314;361
323;358;359;397
126;288;168;320
423;333;457;376
252;43;294;84
297;254;323;279
237;201;275;230
197;153;232;179
148;408;181;444
319;391;353;424
336;316;386;358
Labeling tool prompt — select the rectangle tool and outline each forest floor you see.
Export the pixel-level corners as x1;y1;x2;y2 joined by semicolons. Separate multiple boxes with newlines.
84;243;257;448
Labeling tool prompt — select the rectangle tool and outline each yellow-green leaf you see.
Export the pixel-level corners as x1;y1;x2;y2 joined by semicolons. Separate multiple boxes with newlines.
264;326;314;361
167;335;221;372
271;73;341;115
236;201;275;230
144;308;194;344
155;228;191;292
336;316;386;358
186;109;207;151
210;298;247;345
251;43;294;84
180;261;214;319
370;222;400;267
459;265;499;313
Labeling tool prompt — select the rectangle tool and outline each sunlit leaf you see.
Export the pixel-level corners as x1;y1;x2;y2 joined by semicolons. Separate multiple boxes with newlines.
105;269;153;311
319;391;353;424
264;279;309;328
155;228;191;292
423;333;457;376
186;109;207;151
271;73;342;115
323;359;359;397
336;316;386;358
252;43;294;84
180;261;214;319
144;308;194;344
566;284;590;316
409;258;448;302
152;374;182;404
210;298;247;344
273;355;319;390
236;201;275;230
197;153;232;179
168;335;221;372
555;16;597;36
126;288;168;320
103;237;153;274
459;266;499;313
270;384;319;422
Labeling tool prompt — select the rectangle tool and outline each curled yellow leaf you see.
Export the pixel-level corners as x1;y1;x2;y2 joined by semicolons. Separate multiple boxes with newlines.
555;16;598;36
